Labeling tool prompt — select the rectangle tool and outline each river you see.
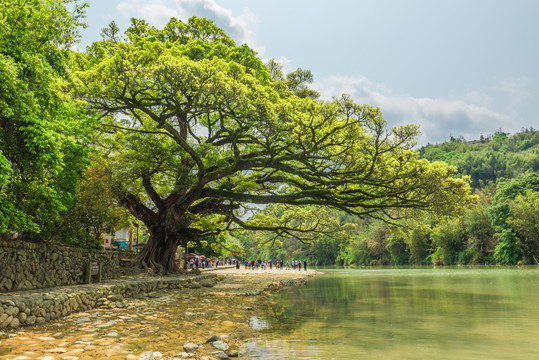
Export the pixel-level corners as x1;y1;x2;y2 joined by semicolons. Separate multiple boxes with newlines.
240;266;539;359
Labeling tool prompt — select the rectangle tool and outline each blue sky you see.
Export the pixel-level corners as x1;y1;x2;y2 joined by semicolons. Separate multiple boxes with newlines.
80;0;538;145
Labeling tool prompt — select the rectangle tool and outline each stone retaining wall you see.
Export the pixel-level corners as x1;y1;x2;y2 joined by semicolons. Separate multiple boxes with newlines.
0;273;219;330
0;239;137;293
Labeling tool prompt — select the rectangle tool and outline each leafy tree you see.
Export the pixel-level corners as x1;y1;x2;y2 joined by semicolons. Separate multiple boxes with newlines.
506;191;539;264
493;229;523;265
51;163;132;248
490;173;539;264
386;236;410;265
308;235;342;265
430;217;467;265
186;235;230;259
463;204;496;263
406;225;431;264
73;17;474;273
0;0;91;236
489;174;539;228
285;68;320;99
363;221;391;265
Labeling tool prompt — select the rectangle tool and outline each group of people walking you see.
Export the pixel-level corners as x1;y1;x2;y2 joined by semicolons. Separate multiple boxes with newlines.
187;255;309;271
243;259;308;271
188;257;218;269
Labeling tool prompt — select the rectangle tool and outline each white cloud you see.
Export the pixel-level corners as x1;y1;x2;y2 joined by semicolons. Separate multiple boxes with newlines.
313;75;518;145
116;0;179;28
175;0;259;47
114;0;263;53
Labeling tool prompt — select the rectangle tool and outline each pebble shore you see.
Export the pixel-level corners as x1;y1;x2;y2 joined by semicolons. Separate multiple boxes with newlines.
0;267;318;360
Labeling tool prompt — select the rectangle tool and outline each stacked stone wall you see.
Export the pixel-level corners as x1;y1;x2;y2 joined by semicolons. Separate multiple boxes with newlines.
0;239;137;293
0;273;219;329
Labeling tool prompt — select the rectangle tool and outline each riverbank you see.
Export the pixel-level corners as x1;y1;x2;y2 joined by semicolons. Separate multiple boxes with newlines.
0;267;318;360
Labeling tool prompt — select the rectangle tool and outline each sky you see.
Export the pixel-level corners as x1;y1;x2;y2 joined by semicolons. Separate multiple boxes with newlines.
79;0;539;146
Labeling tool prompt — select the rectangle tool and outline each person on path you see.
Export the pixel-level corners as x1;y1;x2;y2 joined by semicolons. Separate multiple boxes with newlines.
298;261;302;271
304;260;307;271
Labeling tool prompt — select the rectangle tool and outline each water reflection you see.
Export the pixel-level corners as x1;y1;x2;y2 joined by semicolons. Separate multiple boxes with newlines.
242;267;539;360
249;316;270;331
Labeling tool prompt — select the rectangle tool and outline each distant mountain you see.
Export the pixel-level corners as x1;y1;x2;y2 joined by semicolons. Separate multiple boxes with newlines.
419;129;538;189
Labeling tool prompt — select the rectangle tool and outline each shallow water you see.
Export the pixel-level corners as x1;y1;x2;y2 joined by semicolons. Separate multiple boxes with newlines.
241;266;539;360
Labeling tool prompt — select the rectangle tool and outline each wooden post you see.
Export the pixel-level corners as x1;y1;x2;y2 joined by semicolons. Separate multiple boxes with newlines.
85;261;101;284
97;262;102;283
85;262;92;284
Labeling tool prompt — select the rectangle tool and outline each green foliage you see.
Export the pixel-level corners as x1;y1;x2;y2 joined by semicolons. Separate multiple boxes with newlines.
506;191;539;263
387;237;410;265
419;129;538;189
187;236;229;258
488;173;538;264
489;173;539;229
463;204;496;263
51;163;132;248
494;229;524;264
345;238;373;266
234;205;347;265
430;218;467;265
0;0;92;237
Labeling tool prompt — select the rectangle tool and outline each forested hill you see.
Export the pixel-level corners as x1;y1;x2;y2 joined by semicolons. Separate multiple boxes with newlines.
418;129;539;189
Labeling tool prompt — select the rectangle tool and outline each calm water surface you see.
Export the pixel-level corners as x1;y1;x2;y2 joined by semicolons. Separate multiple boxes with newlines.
241;267;539;360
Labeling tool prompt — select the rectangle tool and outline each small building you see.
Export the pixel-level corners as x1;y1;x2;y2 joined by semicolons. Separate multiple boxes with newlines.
102;226;134;250
102;232;114;249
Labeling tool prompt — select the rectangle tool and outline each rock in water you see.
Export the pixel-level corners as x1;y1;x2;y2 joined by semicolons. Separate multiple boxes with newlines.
212;340;229;351
206;334;221;343
183;343;199;353
210;351;228;359
138;351;155;360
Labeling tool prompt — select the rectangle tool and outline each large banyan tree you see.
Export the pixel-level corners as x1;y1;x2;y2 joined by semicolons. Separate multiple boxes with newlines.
73;17;474;273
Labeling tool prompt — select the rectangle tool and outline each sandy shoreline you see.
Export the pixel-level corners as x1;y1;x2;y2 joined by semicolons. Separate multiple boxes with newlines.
0;268;319;360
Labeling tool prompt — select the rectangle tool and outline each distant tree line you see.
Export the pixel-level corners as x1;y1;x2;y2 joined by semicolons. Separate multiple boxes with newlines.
420;129;538;189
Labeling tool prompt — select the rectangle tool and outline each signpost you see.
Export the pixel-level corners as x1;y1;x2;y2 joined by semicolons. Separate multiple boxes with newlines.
85;261;102;284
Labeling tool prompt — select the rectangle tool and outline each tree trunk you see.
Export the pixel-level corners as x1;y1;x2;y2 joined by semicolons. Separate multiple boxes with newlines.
137;227;182;274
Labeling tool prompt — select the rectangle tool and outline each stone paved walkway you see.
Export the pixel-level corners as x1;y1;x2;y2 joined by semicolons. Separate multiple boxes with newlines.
0;267;235;330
